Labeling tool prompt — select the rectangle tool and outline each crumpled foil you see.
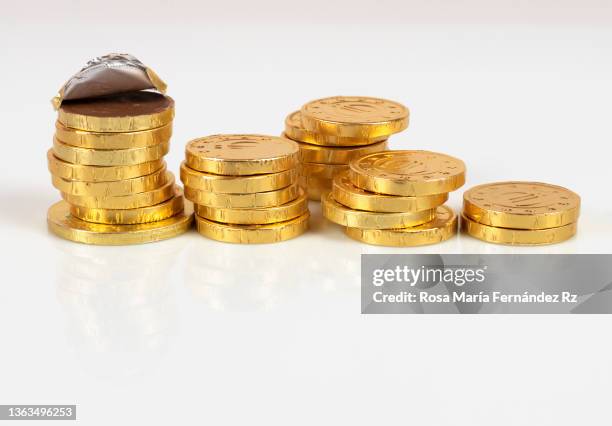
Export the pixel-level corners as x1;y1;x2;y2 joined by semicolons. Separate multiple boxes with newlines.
51;53;167;110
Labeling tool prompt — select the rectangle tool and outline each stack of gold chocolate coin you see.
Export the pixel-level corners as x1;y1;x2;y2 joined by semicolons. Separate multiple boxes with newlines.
322;150;466;246
461;182;580;245
181;134;309;243
47;91;193;245
283;96;409;200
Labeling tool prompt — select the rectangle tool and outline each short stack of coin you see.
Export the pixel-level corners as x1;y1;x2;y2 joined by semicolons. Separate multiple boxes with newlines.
461;181;580;245
322;150;466;246
181;134;309;243
283;96;409;200
47;92;193;245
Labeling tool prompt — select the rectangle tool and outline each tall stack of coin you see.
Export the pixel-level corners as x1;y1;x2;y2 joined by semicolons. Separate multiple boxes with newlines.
322;150;466;246
47;92;193;245
181;134;309;243
461;182;580;245
283;96;409;200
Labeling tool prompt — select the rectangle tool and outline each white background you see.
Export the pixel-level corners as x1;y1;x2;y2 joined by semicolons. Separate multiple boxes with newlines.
1;1;611;425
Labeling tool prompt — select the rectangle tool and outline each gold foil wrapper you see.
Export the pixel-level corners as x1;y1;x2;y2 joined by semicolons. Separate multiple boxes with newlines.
300;163;349;180
47;150;165;182
185;134;299;175
180;162;297;194
321;191;436;229
463;181;580;230
349;150;466;196
47;200;193;245
69;187;185;225
53;138;169;166
461;214;577;245
62;174;176;209
184;184;299;209
300;96;409;139
283;111;387;147
292;136;388;164
195;212;309;244
51;167;167;197
298;175;332;201
345;206;458;247
332;171;448;213
195;189;308;225
55;121;172;149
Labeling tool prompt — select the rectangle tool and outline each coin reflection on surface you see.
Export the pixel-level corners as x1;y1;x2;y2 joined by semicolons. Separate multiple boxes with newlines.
184;218;362;312
54;239;183;377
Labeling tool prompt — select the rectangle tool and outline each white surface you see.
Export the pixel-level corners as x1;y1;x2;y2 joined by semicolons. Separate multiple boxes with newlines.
1;1;612;425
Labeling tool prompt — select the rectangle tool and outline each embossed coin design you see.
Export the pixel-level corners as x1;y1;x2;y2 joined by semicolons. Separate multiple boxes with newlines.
463;182;580;229
349;150;466;196
300;96;409;139
185;134;299;175
345;206;458;247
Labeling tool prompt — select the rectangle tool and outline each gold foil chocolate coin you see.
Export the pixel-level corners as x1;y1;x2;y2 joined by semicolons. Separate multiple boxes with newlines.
195;189;308;224
53;138;169;166
184;183;299;209
350;150;466;196
180;162;296;193
461;214;577;245
321;191;435;229
70;187;185;225
283;111;387;146
463;181;580;229
47;150;165;182
62;174;176;209
300;96;409;139
185;134;299;175
47;200;193;245
332;171;448;213
293;137;388;164
345;205;458;246
195;212;309;244
55;121;172;149
51;167;167;196
57;92;175;132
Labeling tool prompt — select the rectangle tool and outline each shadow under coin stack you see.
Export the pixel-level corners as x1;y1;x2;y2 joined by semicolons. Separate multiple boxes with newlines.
461;182;580;245
47;92;193;245
282;96;409;200
322;150;466;246
181;134;309;243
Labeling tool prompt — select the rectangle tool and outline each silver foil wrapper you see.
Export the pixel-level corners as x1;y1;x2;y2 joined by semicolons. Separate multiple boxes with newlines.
52;53;167;109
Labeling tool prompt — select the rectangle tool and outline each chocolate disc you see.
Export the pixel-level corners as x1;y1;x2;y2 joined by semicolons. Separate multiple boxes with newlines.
58;92;175;132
